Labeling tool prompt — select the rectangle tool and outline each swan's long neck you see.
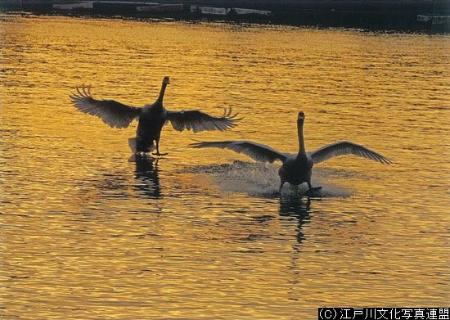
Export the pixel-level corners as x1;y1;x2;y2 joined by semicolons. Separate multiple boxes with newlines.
297;120;306;157
155;81;168;105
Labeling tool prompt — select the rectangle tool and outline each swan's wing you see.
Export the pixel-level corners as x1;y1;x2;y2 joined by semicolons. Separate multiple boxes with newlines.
166;107;238;133
190;140;287;163
310;141;392;164
70;86;142;128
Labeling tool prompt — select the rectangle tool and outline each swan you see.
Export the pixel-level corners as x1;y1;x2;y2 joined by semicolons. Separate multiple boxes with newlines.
70;76;238;155
191;111;391;194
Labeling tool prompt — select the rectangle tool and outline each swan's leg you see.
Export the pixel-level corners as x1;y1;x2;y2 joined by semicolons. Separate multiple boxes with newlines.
279;181;286;194
152;138;168;156
156;139;161;155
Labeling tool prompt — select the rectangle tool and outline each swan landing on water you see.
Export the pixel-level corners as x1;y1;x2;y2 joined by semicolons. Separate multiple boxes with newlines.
191;111;391;195
70;76;238;155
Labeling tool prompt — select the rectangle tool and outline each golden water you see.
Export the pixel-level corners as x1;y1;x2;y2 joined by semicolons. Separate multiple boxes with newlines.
1;16;449;319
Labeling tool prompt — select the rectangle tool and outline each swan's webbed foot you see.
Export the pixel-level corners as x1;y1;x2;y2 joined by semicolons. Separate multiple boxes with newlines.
152;152;168;157
305;186;322;196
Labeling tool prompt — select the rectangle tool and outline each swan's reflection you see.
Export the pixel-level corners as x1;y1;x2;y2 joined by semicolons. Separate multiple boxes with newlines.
279;195;311;244
134;156;161;199
280;195;312;299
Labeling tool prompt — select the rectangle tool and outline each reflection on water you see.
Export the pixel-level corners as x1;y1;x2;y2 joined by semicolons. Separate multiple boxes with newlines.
134;156;161;199
279;197;311;244
1;15;449;319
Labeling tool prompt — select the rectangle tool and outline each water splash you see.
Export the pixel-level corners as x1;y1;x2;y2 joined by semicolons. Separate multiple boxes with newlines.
184;161;352;198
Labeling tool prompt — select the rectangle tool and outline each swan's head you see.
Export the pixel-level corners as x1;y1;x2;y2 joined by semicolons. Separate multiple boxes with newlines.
297;111;305;124
162;76;170;85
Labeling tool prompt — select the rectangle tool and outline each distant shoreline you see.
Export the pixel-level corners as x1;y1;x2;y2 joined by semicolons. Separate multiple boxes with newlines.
2;0;449;33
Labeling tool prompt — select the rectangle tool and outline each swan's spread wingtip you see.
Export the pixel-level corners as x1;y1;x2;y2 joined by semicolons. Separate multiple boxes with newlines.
72;84;93;99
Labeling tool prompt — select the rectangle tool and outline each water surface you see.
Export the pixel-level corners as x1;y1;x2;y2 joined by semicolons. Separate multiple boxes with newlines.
1;16;449;319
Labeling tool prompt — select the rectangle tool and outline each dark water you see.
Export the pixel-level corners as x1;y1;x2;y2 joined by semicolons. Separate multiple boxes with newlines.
1;16;449;319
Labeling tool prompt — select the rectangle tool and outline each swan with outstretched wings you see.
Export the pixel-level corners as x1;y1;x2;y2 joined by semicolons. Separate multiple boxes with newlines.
70;76;239;155
191;111;391;194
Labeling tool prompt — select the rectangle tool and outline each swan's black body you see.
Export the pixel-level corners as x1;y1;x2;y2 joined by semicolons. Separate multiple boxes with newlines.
71;76;238;155
279;154;314;191
135;81;168;153
135;107;166;153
